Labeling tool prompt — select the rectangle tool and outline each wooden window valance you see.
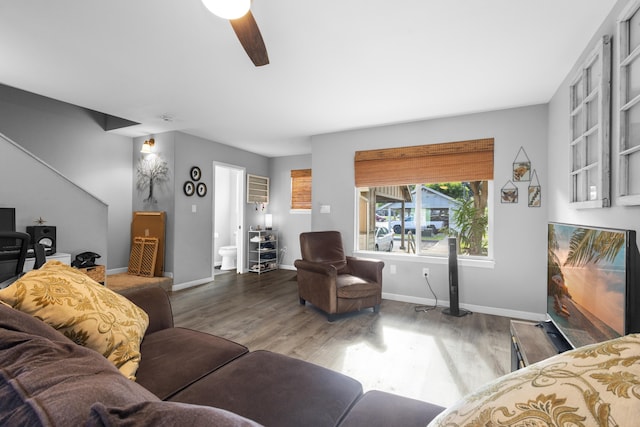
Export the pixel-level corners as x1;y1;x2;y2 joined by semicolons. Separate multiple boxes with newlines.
291;169;312;209
354;138;494;187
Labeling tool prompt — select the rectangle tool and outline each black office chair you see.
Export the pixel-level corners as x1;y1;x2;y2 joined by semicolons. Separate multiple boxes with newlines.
32;242;46;269
0;231;30;287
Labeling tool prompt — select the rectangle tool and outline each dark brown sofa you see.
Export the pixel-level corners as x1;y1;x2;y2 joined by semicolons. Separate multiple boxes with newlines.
0;286;444;426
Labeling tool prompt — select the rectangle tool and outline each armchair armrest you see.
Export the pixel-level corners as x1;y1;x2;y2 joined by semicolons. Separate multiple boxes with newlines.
294;259;339;313
346;256;384;284
294;259;338;277
119;286;174;335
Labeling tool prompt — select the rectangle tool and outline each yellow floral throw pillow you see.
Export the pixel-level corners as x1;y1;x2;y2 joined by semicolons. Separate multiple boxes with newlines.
428;333;640;426
0;260;148;380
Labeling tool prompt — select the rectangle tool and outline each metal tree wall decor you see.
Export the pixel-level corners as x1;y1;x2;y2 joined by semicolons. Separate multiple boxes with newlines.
136;156;169;204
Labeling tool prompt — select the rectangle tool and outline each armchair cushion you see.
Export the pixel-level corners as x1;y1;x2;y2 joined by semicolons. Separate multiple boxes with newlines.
336;275;381;299
299;230;349;273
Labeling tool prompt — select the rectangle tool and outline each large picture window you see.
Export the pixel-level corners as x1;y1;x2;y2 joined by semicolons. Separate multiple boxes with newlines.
355;139;493;257
569;35;611;208
618;1;640;205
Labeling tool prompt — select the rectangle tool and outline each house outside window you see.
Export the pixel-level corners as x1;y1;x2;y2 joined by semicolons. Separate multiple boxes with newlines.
358;182;489;256
290;169;311;211
354;139;493;257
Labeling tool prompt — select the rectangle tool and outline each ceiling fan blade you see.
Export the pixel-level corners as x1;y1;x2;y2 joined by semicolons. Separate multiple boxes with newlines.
230;10;269;67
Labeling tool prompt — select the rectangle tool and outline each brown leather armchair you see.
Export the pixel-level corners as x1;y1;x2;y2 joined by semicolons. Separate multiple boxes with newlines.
294;231;384;321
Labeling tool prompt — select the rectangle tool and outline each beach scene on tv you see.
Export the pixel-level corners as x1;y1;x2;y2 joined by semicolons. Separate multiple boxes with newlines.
547;223;626;348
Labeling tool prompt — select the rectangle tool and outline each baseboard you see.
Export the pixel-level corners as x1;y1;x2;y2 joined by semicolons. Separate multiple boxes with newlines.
381;292;544;322
172;277;213;292
107;267;174;279
278;264;296;271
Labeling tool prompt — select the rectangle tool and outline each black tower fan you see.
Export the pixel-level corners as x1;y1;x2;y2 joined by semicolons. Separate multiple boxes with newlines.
443;237;471;317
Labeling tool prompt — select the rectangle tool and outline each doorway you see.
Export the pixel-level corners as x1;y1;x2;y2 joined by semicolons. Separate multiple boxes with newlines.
212;162;245;276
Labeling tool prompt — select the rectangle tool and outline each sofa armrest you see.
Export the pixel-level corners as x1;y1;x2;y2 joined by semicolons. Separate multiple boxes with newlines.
346;256;384;284
119;287;174;335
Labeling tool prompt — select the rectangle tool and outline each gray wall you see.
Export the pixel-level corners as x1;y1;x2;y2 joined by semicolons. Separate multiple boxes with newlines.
3;0;635;315
0;84;130;268
548;0;640;232
0;135;108;263
310;106;549;319
0;84;272;287
269;154;313;268
133;131;270;287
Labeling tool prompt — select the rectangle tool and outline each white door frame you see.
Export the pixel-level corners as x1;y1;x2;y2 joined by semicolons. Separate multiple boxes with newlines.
212;161;246;276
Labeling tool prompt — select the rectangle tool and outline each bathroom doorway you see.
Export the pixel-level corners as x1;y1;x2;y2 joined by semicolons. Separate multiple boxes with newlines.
212;162;245;276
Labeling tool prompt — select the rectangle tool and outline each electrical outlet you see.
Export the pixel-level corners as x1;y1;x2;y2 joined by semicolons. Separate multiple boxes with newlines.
422;268;429;277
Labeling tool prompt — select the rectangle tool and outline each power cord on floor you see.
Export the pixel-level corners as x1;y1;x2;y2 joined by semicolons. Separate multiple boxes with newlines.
414;274;438;312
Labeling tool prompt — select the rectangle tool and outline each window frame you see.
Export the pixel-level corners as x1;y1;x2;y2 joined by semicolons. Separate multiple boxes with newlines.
568;35;611;208
618;0;640;205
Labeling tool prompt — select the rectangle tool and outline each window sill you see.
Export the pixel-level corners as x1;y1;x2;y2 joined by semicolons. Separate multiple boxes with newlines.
353;250;495;269
289;209;311;214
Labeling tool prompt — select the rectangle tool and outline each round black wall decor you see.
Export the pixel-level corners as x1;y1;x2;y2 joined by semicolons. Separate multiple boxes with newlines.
184;181;195;196
190;166;201;181
196;182;207;197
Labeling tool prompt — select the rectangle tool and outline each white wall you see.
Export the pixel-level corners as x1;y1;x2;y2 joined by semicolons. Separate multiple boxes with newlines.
310;106;549;319
548;0;640;232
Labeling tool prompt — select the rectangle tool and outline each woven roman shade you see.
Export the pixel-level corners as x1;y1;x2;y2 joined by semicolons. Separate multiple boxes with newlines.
291;169;312;209
354;138;494;187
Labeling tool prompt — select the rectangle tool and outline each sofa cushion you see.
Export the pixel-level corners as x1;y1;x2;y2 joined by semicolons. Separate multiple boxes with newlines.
136;327;248;400
170;350;363;427
87;401;263;427
0;260;149;380
339;390;445;427
428;333;640;427
0;303;159;427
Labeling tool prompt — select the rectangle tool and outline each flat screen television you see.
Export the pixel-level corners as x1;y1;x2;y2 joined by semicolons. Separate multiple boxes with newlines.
547;222;640;350
0;208;17;249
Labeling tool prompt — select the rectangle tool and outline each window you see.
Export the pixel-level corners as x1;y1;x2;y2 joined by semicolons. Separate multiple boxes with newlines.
618;2;640;205
291;169;311;210
569;35;611;208
355;139;493;257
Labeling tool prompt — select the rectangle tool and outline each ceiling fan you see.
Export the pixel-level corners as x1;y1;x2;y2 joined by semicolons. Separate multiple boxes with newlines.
201;0;269;67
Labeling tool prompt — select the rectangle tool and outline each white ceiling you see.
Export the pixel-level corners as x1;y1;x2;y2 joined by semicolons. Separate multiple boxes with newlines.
0;1;618;157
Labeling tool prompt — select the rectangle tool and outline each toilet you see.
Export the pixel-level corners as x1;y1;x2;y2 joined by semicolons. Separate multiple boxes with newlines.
219;246;237;270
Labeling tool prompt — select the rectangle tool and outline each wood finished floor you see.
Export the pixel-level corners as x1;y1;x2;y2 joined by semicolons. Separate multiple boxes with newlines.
169;269;512;408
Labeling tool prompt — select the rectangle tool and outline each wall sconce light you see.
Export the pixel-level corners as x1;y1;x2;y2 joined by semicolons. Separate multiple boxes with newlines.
141;138;155;154
264;214;273;230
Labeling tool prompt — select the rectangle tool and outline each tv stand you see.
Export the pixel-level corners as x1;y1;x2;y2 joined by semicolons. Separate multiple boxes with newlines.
509;320;571;371
538;320;573;353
